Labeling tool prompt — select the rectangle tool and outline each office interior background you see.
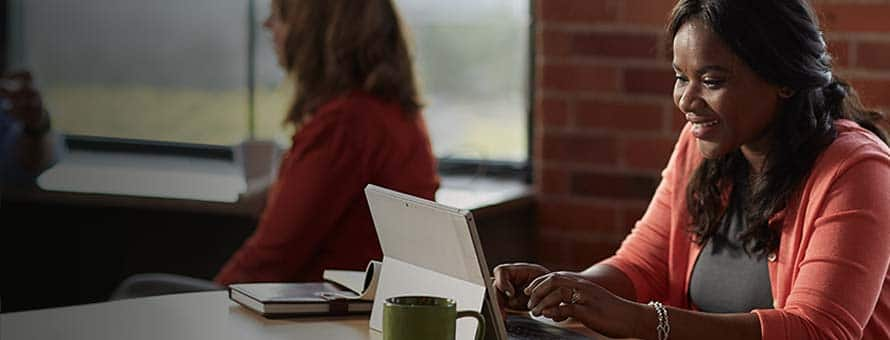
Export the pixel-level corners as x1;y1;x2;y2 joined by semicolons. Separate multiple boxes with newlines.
4;0;890;311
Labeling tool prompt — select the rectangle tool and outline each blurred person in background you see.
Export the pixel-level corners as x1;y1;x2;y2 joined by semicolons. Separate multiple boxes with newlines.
214;0;439;284
114;0;438;297
0;71;63;188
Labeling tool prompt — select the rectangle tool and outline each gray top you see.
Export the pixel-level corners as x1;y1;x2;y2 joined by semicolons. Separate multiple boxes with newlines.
688;182;774;313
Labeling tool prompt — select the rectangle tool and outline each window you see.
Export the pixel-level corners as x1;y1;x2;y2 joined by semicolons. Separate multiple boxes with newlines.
395;0;531;166
8;0;530;166
9;0;253;145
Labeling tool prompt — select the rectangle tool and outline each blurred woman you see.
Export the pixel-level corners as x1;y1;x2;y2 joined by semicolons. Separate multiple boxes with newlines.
214;0;438;284
494;1;890;339
113;0;437;298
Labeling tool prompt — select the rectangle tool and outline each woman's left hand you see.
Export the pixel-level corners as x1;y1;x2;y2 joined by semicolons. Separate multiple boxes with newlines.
524;271;641;338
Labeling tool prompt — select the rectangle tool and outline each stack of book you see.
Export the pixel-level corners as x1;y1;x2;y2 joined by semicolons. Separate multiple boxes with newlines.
228;260;381;318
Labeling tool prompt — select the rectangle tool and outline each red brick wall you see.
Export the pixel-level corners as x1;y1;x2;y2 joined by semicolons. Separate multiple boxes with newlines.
532;0;890;270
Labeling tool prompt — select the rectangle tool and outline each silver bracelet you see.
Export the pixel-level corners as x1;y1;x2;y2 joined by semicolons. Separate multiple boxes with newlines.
648;301;670;340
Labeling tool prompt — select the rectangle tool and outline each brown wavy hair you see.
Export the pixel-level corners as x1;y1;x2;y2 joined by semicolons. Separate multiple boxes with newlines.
272;0;422;123
669;0;889;255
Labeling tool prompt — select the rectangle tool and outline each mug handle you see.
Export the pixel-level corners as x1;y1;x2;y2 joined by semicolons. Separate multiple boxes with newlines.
456;310;486;340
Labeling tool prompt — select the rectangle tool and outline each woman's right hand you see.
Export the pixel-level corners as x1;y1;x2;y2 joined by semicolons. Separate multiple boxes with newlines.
492;263;550;312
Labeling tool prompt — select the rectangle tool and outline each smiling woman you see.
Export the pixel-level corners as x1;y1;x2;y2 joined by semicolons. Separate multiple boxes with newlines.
493;1;890;339
671;19;784;165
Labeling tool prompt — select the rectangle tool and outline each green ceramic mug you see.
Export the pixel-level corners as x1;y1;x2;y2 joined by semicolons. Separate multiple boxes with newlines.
383;296;486;340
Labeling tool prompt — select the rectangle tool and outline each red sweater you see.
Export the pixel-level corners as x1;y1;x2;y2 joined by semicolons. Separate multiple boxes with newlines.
215;92;439;284
602;120;890;339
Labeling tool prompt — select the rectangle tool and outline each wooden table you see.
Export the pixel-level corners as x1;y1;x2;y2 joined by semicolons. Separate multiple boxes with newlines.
2;291;376;340
1;291;615;339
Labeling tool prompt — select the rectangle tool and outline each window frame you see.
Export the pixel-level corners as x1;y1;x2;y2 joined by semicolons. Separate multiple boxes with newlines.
6;0;535;183
1;0;7;71
431;0;535;182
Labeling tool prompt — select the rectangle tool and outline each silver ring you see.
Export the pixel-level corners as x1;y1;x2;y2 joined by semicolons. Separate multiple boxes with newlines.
569;288;581;304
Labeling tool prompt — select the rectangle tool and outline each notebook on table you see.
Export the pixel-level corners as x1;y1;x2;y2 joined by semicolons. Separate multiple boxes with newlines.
365;184;589;340
228;260;382;318
228;282;372;318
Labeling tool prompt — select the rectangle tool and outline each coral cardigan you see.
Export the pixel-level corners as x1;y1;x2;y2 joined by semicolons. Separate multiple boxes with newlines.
601;119;890;339
215;92;439;285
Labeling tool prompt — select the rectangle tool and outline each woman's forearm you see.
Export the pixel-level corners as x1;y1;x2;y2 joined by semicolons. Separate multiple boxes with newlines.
528;267;763;339
579;264;637;302
627;302;761;340
577;264;763;339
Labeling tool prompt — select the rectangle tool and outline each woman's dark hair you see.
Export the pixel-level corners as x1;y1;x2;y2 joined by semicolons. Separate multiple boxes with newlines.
273;0;422;123
668;0;889;254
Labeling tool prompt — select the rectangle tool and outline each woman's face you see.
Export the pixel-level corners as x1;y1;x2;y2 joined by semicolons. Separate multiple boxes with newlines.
264;4;288;67
672;19;783;169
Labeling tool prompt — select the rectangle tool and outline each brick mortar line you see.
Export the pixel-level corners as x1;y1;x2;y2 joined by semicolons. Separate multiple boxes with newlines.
537;161;666;176
537;162;663;177
537;91;675;105
535;59;890;80
537;125;678;138
839;68;890;79
537;56;672;68
538;22;666;34
539;126;679;139
826;32;890;42
538;229;630;243
814;0;890;5
537;21;890;39
536;90;674;103
535;126;680;137
536;194;653;208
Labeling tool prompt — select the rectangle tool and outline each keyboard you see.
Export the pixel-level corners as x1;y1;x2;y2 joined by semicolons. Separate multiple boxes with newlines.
504;316;590;340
